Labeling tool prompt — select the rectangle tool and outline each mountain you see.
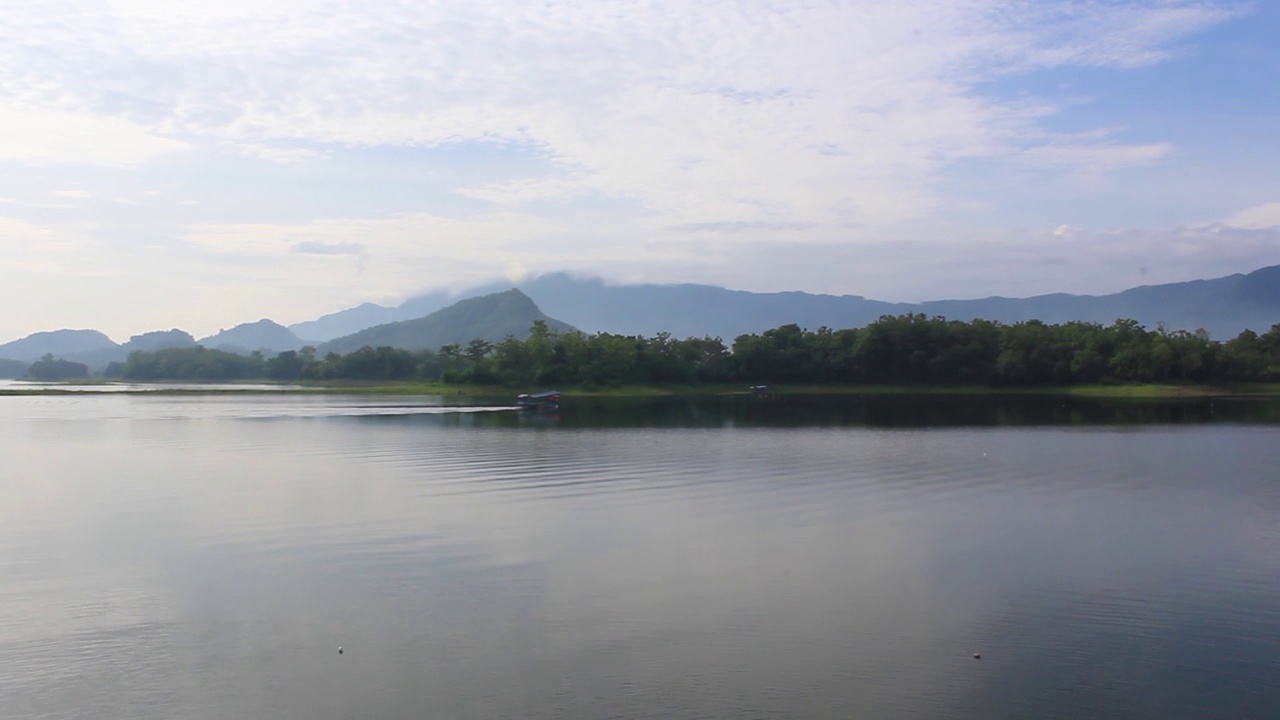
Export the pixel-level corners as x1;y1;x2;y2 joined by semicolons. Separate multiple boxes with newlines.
372;266;1276;342
122;329;197;353
198;319;306;354
504;273;898;340
319;289;578;355
287;287;469;342
8;265;1276;367
913;265;1280;339
288;302;402;343
0;358;28;378
0;329;118;363
59;329;198;372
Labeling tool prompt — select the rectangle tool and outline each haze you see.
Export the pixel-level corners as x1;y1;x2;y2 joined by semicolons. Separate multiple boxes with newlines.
1;0;1278;342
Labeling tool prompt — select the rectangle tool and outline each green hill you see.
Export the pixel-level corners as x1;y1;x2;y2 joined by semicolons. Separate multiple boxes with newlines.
318;289;578;355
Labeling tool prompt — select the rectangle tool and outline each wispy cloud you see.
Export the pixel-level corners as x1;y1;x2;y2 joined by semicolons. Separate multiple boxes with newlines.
0;2;1233;201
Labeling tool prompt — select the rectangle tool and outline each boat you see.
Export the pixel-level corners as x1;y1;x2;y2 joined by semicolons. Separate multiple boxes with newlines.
516;390;561;410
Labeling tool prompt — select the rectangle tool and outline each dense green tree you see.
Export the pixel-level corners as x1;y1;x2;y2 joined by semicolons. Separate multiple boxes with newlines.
105;316;1280;387
27;354;90;381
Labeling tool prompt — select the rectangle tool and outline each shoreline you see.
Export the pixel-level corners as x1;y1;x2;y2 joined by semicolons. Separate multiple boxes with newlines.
3;380;1279;398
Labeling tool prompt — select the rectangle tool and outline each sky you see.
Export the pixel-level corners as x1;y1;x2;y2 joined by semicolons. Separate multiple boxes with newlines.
1;0;1278;342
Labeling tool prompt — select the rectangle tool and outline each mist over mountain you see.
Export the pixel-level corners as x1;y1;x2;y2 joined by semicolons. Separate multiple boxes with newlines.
318;289;577;355
199;320;306;355
302;265;1279;343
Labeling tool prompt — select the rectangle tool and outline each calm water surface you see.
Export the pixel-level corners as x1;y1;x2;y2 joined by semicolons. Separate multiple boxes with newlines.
2;393;1278;719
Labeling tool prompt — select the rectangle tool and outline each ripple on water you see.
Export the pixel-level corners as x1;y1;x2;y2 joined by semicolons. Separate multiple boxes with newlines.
2;395;1280;719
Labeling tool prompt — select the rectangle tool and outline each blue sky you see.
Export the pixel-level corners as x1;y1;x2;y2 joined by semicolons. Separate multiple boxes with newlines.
0;0;1277;342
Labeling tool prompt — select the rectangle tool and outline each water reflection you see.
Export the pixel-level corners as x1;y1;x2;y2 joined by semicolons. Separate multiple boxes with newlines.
0;393;1277;719
419;393;1280;429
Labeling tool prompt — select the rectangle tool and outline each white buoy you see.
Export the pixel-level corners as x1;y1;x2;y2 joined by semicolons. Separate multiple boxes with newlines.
338;646;344;655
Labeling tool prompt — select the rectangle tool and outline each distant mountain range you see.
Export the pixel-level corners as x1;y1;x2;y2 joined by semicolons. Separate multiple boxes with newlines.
0;322;313;372
289;264;1280;343
0;329;198;372
0;289;578;372
2;264;1277;371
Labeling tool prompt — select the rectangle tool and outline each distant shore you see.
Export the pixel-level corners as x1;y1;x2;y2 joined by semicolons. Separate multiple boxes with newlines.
3;379;1279;398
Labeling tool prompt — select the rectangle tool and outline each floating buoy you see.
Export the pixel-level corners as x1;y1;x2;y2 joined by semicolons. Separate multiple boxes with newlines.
338;646;344;655
973;653;981;659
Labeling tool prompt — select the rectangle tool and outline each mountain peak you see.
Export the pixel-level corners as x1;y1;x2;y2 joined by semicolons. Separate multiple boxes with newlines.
0;328;118;362
317;289;577;355
198;319;305;353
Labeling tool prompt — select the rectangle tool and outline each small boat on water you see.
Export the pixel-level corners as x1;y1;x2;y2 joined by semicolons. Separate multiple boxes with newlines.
516;390;561;410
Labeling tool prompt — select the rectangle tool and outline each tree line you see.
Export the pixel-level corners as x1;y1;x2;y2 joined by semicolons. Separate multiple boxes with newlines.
99;315;1280;387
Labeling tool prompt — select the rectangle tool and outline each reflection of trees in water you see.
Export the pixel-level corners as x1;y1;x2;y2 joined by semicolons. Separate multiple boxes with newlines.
533;396;1280;429
370;395;1280;430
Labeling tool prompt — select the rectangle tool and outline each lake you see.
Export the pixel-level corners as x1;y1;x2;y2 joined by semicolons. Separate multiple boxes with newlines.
2;391;1278;719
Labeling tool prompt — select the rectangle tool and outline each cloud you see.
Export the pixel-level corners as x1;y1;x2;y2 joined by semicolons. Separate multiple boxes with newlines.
0;0;1235;221
0;1;1260;340
0;215;115;276
176;205;1280;314
1019;141;1173;175
672;221;817;234
293;240;366;255
698;223;1280;303
1225;202;1280;230
0;103;184;166
0;197;76;210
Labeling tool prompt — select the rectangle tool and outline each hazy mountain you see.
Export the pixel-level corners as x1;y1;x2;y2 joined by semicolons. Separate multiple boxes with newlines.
294;267;1280;345
0;358;28;378
9;265;1277;368
199;320;306;354
59;329;199;372
123;329;197;353
499;274;895;339
0;329;118;363
288;288;467;342
914;265;1280;339
432;266;1278;342
289;302;401;343
319;289;578;355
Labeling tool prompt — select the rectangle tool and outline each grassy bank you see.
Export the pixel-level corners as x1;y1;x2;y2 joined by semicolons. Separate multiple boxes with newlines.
292;380;1280;398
